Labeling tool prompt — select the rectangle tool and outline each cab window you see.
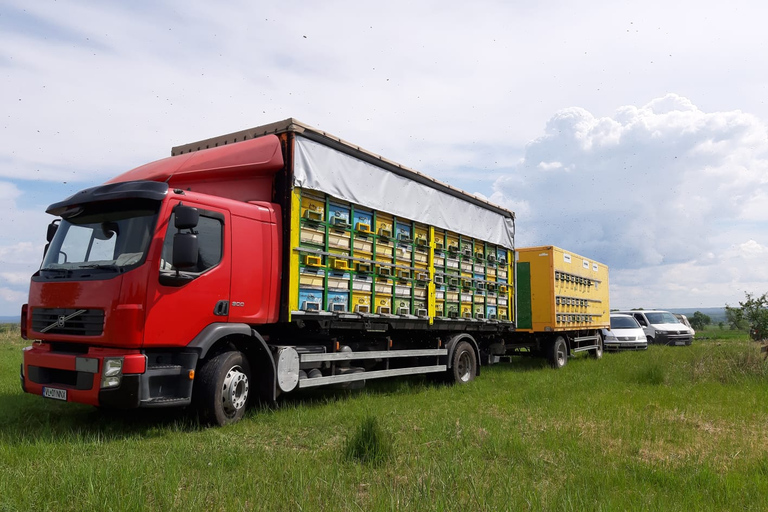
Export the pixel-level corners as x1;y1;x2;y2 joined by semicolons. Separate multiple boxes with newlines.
160;211;223;273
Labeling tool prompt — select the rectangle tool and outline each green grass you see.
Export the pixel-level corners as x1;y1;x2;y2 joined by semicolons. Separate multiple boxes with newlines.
2;327;768;511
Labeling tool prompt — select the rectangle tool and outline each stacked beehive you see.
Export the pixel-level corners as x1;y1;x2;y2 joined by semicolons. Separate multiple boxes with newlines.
294;189;513;321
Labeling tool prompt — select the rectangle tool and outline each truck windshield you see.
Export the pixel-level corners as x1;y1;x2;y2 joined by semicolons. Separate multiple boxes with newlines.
41;199;160;274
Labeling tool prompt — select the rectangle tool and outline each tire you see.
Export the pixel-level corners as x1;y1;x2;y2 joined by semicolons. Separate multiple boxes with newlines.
195;351;252;426
646;336;654;345
548;336;568;369
590;333;603;359
450;341;477;383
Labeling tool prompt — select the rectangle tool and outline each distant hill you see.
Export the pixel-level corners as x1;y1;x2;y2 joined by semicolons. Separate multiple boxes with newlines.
664;308;727;323
0;317;19;324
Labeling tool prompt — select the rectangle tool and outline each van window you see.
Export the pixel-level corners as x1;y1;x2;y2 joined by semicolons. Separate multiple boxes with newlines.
645;312;678;324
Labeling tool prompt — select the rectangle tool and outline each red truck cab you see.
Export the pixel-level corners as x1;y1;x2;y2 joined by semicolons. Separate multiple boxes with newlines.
21;136;284;417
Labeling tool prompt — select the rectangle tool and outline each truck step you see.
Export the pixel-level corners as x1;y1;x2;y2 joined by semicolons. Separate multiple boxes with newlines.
146;364;185;376
140;397;191;408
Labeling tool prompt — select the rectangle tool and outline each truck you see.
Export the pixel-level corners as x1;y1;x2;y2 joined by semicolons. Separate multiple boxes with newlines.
19;118;609;426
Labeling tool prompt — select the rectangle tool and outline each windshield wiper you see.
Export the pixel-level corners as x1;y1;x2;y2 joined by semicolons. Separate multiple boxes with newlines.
39;267;73;278
80;263;121;272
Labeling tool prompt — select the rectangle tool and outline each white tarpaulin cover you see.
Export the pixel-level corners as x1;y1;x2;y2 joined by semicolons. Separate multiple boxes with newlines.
293;136;514;249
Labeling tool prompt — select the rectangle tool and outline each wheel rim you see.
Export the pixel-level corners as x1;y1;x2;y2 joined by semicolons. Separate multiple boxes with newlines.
556;343;567;366
457;350;472;382
222;365;249;415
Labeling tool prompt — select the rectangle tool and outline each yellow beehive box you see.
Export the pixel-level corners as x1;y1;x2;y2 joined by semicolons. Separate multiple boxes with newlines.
515;246;609;332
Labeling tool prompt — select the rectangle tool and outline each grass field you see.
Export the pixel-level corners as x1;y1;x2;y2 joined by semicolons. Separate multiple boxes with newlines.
2;324;768;511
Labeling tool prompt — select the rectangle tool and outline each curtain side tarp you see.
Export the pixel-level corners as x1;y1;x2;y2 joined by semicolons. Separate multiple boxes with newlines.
293;136;515;249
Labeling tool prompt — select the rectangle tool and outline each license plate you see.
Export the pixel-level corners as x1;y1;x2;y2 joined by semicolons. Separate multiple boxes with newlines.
674;341;686;346
42;387;67;401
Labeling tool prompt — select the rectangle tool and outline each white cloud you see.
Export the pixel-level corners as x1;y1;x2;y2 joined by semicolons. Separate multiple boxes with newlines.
0;243;41;265
0;287;27;306
0;272;32;286
492;95;768;307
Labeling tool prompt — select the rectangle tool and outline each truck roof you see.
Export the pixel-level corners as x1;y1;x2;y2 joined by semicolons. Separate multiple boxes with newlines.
171;118;515;221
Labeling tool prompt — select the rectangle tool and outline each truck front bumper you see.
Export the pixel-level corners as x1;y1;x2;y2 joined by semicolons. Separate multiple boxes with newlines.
21;343;146;408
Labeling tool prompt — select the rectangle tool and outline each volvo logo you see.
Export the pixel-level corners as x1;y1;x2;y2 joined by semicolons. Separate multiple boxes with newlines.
41;309;87;333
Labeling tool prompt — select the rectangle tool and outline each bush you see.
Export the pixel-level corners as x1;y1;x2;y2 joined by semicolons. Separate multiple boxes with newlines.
344;415;392;465
637;363;665;385
727;292;768;341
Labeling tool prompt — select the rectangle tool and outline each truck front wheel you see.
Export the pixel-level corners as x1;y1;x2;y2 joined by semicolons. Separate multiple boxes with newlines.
450;341;477;383
195;351;252;426
548;336;568;369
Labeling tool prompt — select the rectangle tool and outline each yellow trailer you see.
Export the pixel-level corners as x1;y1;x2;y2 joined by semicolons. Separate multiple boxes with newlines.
515;246;609;367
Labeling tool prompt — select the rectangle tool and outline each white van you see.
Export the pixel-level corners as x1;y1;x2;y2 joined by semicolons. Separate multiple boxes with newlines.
614;310;694;346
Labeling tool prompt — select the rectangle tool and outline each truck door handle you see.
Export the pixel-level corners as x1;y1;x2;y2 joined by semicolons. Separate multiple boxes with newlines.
214;300;229;316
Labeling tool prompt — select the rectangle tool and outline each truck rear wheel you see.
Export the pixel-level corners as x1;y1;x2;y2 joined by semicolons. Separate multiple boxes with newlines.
195;351;251;426
450;341;477;383
548;336;568;369
590;333;603;359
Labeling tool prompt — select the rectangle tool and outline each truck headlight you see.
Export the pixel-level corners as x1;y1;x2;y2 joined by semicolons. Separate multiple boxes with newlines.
101;358;123;388
103;358;123;377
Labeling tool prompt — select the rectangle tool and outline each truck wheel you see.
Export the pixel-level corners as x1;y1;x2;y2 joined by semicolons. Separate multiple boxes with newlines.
450;341;477;383
548;336;568;369
195;351;251;426
590;333;603;359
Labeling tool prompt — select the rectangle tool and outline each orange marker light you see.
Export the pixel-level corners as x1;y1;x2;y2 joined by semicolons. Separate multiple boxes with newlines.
188;370;195;380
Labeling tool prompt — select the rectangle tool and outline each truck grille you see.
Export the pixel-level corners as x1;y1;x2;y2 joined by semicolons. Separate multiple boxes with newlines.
32;308;105;336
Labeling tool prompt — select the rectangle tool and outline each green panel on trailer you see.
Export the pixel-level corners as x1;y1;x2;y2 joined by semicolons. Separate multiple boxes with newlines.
516;261;532;329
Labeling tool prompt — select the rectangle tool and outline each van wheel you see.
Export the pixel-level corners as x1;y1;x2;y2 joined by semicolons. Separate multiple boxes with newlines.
548;336;568;368
195;351;251;426
646;336;654;345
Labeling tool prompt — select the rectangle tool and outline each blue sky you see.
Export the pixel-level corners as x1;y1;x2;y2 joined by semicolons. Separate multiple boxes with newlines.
1;0;768;316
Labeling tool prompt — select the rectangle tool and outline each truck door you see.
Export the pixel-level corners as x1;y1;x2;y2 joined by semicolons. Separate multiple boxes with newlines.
143;201;232;349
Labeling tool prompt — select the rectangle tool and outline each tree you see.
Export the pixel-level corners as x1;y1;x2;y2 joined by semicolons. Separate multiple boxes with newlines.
725;304;748;331
689;311;711;331
742;293;768;341
727;292;768;341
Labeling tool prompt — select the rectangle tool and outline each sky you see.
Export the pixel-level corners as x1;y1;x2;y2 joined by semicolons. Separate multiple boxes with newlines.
1;0;768;317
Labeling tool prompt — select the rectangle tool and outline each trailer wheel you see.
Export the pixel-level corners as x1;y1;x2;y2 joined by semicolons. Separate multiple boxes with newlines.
195;351;251;426
548;336;568;369
450;341;477;383
590;333;603;359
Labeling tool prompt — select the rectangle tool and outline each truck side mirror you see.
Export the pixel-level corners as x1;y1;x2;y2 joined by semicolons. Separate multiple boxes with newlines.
43;220;61;259
174;206;199;230
46;220;60;242
172;233;198;269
